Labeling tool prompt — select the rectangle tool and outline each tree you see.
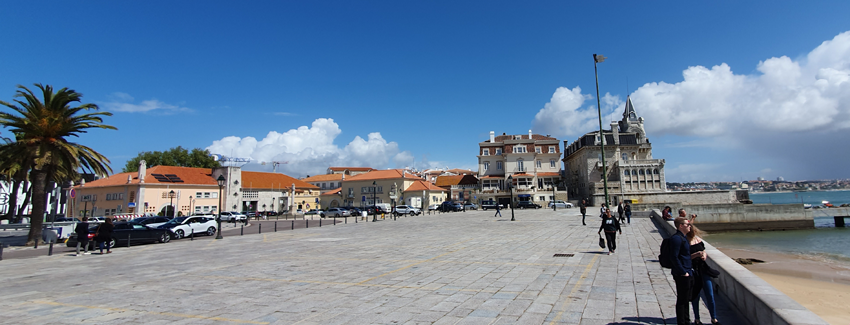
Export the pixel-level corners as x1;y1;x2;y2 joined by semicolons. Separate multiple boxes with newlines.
0;84;116;245
122;146;220;172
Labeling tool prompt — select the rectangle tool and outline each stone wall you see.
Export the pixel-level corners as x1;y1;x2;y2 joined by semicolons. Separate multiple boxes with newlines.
651;210;827;325
636;202;814;231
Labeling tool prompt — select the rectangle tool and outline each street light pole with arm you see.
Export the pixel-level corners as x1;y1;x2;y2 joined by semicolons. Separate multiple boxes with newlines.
216;175;225;239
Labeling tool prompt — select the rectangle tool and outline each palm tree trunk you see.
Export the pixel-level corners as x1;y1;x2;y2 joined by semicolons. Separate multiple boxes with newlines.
26;169;48;246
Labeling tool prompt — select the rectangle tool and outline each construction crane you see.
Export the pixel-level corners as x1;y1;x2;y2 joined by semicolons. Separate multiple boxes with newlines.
209;154;252;166
261;161;288;173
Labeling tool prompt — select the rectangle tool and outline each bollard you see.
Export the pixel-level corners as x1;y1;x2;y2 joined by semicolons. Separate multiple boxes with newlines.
345;217;347;224
191;229;195;241
0;241;4;261
259;224;262;234
48;241;54;256
292;220;294;230
306;220;309;228
275;222;277;232
320;219;322;227
241;224;244;236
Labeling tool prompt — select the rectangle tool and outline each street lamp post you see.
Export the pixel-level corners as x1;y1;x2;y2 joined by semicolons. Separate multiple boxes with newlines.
216;175;225;239
189;195;195;216
552;181;557;211
372;181;377;222
508;175;515;221
593;53;611;208
169;190;175;217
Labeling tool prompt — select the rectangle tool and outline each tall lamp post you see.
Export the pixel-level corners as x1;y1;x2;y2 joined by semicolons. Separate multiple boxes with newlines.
216;175;225;239
552;181;558;211
593;53;611;208
508;175;515;221
372;181;377;222
168;190;175;217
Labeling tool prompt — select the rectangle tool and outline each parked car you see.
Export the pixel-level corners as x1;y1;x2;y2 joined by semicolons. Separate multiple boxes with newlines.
246;211;259;219
480;201;503;210
428;204;439;211
322;207;351;218
394;205;421;216
439;201;463;212
156;216;218;239
129;216;173;228
364;206;388;215
515;201;542;209
463;203;478;210
219;211;247;221
548;200;573;208
67;222;171;250
304;209;321;216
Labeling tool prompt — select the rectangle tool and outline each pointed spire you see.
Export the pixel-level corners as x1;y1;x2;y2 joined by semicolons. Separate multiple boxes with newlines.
623;96;637;121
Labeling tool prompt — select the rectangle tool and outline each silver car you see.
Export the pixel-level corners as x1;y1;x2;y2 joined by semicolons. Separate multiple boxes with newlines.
322;208;351;218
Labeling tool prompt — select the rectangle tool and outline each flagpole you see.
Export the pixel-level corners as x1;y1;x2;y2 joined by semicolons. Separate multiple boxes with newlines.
593;53;610;208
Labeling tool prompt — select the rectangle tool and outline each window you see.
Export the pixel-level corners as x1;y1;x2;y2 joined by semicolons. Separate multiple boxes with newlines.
550;160;556;168
598;153;602;161
624;170;630;176
639;169;645;175
495;148;502;155
549;146;555;153
535;147;542;153
536;160;542;168
515;135;522;140
622;153;628;161
517;160;525;172
484;162;490;171
196;192;203;198
654;169;659;174
514;146;527;153
539;196;546;201
497;161;503;170
482;149;489;156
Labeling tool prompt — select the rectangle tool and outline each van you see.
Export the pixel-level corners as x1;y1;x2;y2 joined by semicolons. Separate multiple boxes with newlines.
375;203;392;213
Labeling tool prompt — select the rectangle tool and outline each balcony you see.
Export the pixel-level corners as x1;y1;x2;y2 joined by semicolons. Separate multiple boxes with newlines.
620;159;665;167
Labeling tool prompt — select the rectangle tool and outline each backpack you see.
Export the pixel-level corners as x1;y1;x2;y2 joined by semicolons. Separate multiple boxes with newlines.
658;237;674;268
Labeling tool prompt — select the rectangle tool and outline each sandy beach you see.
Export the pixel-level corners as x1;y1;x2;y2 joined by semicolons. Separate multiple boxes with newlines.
718;248;850;325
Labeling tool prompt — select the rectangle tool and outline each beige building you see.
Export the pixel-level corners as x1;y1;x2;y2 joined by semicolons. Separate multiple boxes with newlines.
562;97;666;206
72;161;319;218
477;131;564;207
334;169;445;209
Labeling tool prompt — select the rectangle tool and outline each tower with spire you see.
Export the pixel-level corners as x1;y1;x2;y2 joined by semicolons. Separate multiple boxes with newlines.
562;97;666;205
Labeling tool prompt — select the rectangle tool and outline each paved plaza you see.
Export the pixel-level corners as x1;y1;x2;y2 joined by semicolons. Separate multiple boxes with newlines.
0;209;745;324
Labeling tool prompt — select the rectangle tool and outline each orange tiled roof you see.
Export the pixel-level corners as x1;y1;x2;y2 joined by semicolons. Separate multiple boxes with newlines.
328;167;374;172
242;171;318;190
302;174;344;182
446;168;474;175
537;172;561;177
321;188;342;196
80;166;218;188
345;169;419;181
436;175;480;187
404;180;446;192
479;175;505;179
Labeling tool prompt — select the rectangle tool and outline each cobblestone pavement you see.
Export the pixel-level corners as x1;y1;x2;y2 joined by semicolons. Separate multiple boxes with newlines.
0;208;744;324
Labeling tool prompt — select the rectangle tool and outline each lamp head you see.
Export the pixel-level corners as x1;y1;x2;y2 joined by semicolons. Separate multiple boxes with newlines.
217;175;226;187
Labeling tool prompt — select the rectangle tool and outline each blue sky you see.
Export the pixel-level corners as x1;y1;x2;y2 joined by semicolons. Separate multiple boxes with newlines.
2;1;849;182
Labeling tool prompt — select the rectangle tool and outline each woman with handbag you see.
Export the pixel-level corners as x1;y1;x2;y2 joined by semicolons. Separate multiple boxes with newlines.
687;216;721;325
95;218;115;254
597;208;621;255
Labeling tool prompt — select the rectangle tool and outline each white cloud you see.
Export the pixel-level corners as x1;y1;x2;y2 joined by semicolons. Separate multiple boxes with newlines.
533;30;850;180
206;118;402;177
101;93;192;113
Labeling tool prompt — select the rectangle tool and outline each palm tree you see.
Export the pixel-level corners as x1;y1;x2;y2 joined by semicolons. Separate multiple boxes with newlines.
0;84;116;245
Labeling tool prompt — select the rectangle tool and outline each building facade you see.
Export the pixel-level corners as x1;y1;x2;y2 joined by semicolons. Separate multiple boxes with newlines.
477;130;564;207
563;97;666;206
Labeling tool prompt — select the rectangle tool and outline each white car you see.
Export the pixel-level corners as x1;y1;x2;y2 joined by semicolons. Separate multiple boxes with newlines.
219;211;247;221
322;208;350;218
548;200;573;208
394;205;421;216
156;216;218;239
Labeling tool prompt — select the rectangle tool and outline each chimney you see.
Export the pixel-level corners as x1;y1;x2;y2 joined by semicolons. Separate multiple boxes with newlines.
138;160;147;183
489;131;495;143
528;129;532;139
127;175;132;184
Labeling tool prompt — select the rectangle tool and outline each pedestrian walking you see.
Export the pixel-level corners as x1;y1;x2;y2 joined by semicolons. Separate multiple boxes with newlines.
580;199;587;225
494;203;502;218
624;202;632;224
74;217;91;256
95;218;114;254
671;214;695;325
597;208;621;255
617;202;625;223
688;216;721;325
599;203;607;218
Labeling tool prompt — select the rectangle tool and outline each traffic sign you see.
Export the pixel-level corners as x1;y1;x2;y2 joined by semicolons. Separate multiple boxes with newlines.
69;189;76;199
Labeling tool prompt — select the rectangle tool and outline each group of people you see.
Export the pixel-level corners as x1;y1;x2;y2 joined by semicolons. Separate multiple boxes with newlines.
578;199;631;226
670;208;721;325
73;217;115;256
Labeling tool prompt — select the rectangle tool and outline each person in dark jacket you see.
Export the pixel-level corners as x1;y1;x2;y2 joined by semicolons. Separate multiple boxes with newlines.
624;202;632;224
579;199;587;225
617;202;625;223
671;215;695;325
74;217;91;256
493;203;502;218
95;218;115;254
597;208;621;255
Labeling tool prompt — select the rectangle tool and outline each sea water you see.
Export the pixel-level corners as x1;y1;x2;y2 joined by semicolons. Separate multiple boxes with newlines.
704;190;850;263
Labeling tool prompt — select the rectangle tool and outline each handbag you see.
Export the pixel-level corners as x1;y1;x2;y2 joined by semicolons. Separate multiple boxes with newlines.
598;234;605;248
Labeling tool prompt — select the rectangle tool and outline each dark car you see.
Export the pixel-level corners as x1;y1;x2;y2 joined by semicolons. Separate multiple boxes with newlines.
66;222;171;250
128;216;172;227
439;201;463;212
364;206;388;215
515;201;542;209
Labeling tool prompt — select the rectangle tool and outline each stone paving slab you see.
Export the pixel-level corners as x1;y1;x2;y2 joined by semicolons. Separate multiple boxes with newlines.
0;209;745;324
